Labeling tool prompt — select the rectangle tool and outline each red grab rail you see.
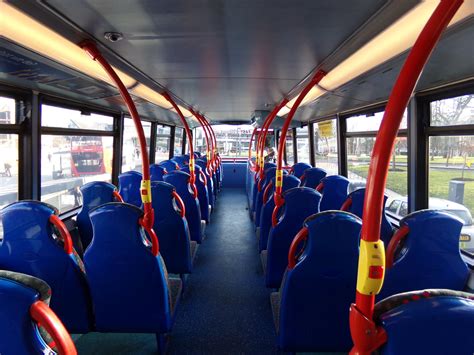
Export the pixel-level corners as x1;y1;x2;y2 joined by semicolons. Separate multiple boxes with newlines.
288;227;309;269
49;215;73;255
191;110;212;173
349;1;464;354
81;41;154;230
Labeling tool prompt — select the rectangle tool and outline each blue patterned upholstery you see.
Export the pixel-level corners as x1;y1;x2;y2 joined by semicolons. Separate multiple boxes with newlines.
255;167;287;228
196;159;215;210
150;164;167;181
300;167;327;188
290;162;312;179
265;187;321;288
318;175;350;211
118;170;143;208
164;171;203;243
159;160;180;172
77;181;118;249
181;165;210;223
0;201;93;333
273;211;361;351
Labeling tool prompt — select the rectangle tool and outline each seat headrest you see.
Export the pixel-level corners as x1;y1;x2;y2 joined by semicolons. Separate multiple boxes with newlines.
0;270;51;304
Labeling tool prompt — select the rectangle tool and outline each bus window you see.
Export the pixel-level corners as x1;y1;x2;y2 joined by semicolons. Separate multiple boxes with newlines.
296;127;310;164
121;118;151;173
0;96;18;209
174;127;184;156
155;125;171;162
41;104;114;130
314;119;338;175
213;125;254;158
285;130;295;165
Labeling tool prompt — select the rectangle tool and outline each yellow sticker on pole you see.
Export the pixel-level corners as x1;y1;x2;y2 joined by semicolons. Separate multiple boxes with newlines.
356;239;385;295
275;169;283;188
140;179;152;204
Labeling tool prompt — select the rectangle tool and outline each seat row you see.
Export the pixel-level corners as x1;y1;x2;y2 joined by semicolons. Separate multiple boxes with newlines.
246;161;474;352
0;152;223;353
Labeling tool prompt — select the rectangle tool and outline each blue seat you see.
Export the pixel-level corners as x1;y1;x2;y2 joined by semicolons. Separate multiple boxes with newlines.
290;162;312;179
300;167;327;188
264;187;321;288
164;171;204;243
171;155;188;168
85;203;181;342
271;211;361;351
77;181;121;249
118;170;143;207
196;159;215;211
255;167;287;228
159;160;180;172
0;201;93;333
317;175;350;211
151;181;197;274
341;188;394;245
150;164;167;181
0;270;77;354
375;289;474;355
251;162;276;218
182;164;211;223
258;175;300;252
379;210;469;300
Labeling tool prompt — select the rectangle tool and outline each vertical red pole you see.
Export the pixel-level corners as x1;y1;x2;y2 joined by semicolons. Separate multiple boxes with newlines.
162;93;198;198
81;41;154;229
350;1;464;354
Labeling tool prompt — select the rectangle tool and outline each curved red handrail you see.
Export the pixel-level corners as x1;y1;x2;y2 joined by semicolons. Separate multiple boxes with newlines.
350;2;464;354
81;41;154;230
139;220;159;256
271;202;282;227
172;191;186;218
199;170;208;186
191;110;212;173
288;227;309;269
341;197;352;212
316;182;324;192
162;93;198;198
263;180;274;203
49;215;73;255
113;190;124;203
386;225;410;268
273;71;325;214
30;301;77;355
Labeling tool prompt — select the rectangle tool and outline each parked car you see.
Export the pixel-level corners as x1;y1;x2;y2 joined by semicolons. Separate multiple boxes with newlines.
386;197;474;253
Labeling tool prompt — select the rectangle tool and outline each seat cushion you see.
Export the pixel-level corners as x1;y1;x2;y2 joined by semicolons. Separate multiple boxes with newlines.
270;291;281;333
168;277;183;315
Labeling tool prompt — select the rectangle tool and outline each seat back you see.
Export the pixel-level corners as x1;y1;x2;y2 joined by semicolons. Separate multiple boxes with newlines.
85;203;172;332
77;181;119;249
159;160;180;172
182;164;210;223
259;175;300;252
277;211;361;351
196;159;215;209
375;290;474;355
118;170;143;207
265;187;321;288
0;271;77;354
164;171;203;243
150;164;167;181
0;201;93;333
342;188;393;244
171;155;188;168
251;162;276;214
300;167;327;188
290;162;312;179
380;210;469;299
255;167;287;228
318;175;350;211
151;181;193;274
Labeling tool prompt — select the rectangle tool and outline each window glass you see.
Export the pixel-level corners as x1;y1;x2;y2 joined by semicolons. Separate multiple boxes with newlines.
213;124;254;158
41;135;113;213
0;96;16;124
194;127;207;155
347;136;407;197
285;130;294;165
430;94;474;127
42;104;113;130
174;127;184;156
155;125;171;162
399;202;408;217
429;135;474;253
314;119;338;175
122;119;151;173
296;127;310;164
346;110;407;132
387;200;401;214
0;133;19;208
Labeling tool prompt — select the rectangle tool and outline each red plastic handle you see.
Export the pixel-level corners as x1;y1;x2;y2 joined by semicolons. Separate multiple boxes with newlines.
316;182;324;192
190;182;198;199
30;301;77;355
172;191;186;218
200;170;208;186
139;219;159;256
272;199;284;227
288;227;309;269
300;174;306;183
263;181;274;203
386;225;410;268
113;190;124;203
49;215;73;255
257;176;264;192
341;197;352;211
